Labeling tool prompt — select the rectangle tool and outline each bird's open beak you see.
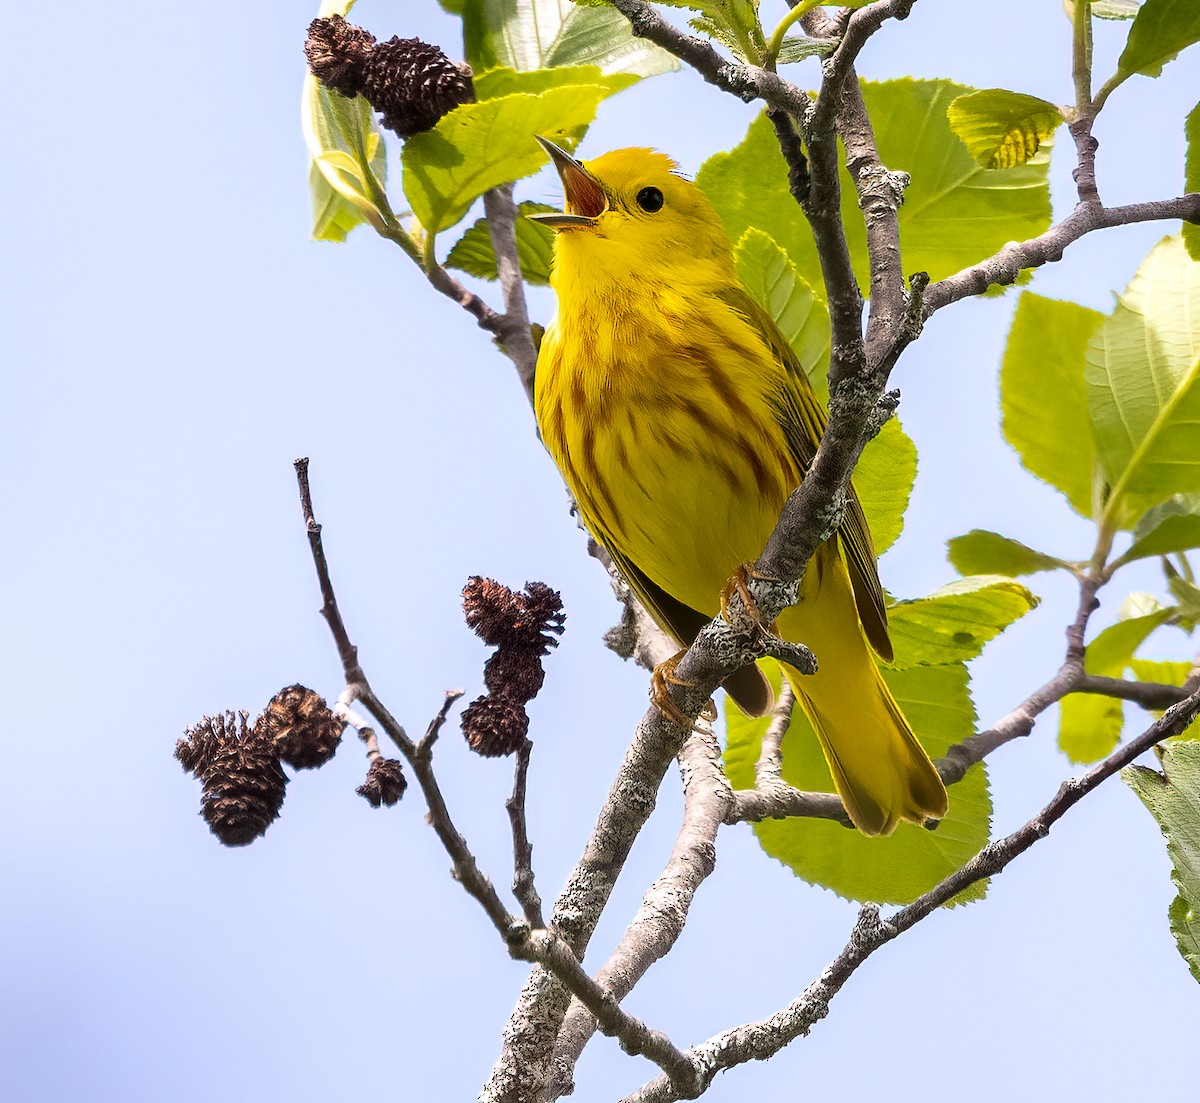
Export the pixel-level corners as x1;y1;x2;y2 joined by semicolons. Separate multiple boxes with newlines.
528;136;608;231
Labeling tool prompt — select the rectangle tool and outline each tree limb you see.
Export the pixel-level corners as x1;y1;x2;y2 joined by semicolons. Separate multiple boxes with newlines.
620;684;1200;1103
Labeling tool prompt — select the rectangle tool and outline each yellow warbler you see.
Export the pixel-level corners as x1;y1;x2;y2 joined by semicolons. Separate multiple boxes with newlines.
530;139;947;835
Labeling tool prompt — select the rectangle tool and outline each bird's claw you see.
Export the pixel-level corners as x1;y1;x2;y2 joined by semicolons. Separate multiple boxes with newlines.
650;650;717;729
719;562;780;633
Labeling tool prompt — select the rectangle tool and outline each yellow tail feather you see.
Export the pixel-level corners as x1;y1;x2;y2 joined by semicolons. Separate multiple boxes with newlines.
778;553;947;837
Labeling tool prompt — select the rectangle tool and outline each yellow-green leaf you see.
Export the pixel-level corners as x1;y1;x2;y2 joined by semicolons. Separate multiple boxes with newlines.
1001;292;1103;517
947;530;1072;577
445;202;556;285
1117;0;1200;79
732;228;915;555
1087;237;1200;526
948;89;1064;169
1124;741;1200;982
301;74;390;238
473;63;638;100
401;86;607;239
698;79;1052;299
724;662;991;906
462;0;678;76
887;576;1039;668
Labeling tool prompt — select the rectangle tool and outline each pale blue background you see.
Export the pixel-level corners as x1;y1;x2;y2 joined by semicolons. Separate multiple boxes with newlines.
3;3;1196;1101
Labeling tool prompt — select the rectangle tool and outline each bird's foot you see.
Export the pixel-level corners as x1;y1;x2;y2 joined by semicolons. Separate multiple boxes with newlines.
719;562;780;633
650;650;717;729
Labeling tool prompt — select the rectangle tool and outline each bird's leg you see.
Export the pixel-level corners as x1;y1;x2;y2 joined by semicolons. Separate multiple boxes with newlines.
650;650;718;729
719;561;780;633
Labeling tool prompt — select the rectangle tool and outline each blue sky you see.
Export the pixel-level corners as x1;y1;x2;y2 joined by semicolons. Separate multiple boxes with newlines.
3;3;1197;1101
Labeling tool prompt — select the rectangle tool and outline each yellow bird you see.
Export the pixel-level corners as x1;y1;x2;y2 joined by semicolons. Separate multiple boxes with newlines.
530;138;947;836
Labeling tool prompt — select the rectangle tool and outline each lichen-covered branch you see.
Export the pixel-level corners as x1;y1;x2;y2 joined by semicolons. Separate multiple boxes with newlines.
621;685;1200;1103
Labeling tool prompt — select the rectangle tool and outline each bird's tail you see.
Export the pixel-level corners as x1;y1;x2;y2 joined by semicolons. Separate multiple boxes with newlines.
778;569;947;836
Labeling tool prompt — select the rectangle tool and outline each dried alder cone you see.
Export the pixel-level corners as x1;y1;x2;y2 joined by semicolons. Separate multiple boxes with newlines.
176;685;351;845
261;683;344;769
176;712;288;846
357;757;408;808
304;14;474;138
461;578;565;756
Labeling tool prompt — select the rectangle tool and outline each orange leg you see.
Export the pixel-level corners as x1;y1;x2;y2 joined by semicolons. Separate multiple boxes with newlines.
650;650;717;729
719;561;779;633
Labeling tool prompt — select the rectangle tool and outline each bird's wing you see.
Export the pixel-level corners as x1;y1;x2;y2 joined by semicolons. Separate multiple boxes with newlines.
715;286;893;662
603;540;774;717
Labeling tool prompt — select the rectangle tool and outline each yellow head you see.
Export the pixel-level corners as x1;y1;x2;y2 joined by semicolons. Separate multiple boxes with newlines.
530;138;736;291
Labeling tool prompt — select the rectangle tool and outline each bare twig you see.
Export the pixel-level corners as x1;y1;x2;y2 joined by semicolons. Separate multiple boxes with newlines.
924;195;1200;314
507;739;545;929
621;686;1200;1103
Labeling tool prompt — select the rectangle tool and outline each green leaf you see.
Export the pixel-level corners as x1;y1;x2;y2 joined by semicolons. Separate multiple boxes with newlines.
774;35;835;64
1093;0;1142;17
1124;741;1200;983
1059;609;1175;762
1185;103;1200;262
731;228;915;555
445;202;557;285
1001;292;1103;517
698;79;1052;297
301;74;390;239
854;419;917;559
655;1;766;61
947;530;1072;577
886;576;1039;668
401;86;607;238
473;63;638;100
1086;237;1200;526
947;89;1064;169
462;0;678;76
1115;509;1200;567
724;662;991;906
1117;0;1200;78
1130;659;1197;717
733;228;829;380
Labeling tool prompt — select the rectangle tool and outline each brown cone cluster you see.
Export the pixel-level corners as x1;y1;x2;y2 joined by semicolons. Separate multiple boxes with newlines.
176;712;287;847
261;684;344;769
356;756;408;807
460;578;565;757
175;686;349;846
305;15;474;138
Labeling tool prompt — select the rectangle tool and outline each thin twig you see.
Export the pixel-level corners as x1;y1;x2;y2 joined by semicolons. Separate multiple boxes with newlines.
483;185;539;403
507;739;545;929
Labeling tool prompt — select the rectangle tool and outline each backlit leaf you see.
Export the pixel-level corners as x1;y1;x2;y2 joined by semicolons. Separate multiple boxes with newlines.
1086;237;1200;525
698;79;1052;299
732;228;915;555
948;89;1064;169
462;0;678;76
886;576;1039;667
947;529;1072;577
1001;292;1103;517
473;63;638;100
445;202;556;285
1124;741;1200;982
724;662;991;906
1117;0;1200;79
401;86;607;238
301;73;390;239
1115;504;1200;566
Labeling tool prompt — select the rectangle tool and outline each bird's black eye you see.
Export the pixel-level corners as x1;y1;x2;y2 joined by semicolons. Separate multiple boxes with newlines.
636;186;664;213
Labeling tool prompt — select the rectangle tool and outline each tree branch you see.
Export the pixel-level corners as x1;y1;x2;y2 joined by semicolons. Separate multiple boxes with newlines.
547;724;734;1097
621;685;1200;1103
483;184;539;403
924;195;1200;314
